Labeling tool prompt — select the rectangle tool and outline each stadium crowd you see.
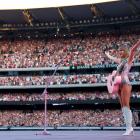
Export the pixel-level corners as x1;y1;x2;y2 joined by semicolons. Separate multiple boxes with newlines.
0;33;140;68
0;110;126;127
0;32;139;128
0;72;139;86
0;91;140;101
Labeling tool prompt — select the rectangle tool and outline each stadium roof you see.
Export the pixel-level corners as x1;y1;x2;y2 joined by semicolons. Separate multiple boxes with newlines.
0;0;139;25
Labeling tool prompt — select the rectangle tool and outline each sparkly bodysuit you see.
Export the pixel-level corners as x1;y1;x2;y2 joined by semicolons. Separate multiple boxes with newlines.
116;60;132;85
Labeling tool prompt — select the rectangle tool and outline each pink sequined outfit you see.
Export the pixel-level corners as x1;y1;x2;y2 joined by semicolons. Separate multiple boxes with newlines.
116;60;132;85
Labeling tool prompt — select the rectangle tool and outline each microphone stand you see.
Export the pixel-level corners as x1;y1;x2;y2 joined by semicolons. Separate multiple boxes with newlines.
36;61;61;135
36;39;88;135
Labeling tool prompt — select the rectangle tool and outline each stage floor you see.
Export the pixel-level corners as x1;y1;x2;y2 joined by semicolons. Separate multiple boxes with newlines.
0;130;139;140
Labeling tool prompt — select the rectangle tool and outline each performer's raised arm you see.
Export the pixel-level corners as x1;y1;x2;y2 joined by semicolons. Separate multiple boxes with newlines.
128;39;140;65
105;51;121;64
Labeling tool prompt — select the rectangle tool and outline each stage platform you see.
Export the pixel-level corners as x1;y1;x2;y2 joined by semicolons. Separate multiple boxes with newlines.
0;130;140;140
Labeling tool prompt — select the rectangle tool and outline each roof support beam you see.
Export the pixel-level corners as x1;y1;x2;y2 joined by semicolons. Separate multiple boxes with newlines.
58;8;65;20
22;10;34;26
90;4;105;17
57;8;70;31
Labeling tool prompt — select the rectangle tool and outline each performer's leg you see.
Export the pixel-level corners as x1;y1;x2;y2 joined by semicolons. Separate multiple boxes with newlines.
121;84;133;136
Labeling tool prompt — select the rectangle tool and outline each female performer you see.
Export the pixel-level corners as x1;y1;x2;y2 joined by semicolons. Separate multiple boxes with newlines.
105;39;140;136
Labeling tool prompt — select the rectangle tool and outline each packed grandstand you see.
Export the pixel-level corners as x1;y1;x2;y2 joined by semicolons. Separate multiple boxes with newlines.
0;0;140;129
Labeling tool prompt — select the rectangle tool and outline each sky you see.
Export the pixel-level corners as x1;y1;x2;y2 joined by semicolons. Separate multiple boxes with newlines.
0;0;119;10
